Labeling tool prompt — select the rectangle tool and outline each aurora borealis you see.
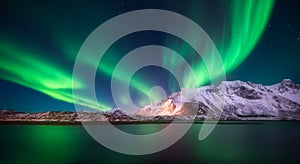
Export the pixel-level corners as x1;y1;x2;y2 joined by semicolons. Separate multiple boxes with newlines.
0;0;300;112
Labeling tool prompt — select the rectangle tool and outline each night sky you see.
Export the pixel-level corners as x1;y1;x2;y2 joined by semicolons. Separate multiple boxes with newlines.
0;0;299;112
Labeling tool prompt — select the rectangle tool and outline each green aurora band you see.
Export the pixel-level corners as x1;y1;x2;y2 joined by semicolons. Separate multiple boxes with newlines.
0;0;275;111
0;40;110;110
165;0;275;88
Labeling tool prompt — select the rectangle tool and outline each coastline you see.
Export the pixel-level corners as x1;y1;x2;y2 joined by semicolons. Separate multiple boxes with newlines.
0;120;281;126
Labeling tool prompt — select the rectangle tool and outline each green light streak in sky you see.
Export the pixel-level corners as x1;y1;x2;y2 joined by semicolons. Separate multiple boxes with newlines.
181;0;275;87
54;37;153;99
98;55;152;96
53;1;274;110
222;0;275;73
54;37;154;108
0;0;275;111
0;40;110;110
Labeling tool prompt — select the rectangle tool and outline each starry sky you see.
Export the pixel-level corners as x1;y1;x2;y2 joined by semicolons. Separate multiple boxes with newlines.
0;0;299;112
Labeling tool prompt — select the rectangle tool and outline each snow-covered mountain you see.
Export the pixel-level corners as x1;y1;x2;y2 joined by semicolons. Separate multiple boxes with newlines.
1;79;300;122
135;79;300;120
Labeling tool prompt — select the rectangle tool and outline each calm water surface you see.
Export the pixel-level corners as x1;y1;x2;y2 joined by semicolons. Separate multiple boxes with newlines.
1;121;300;164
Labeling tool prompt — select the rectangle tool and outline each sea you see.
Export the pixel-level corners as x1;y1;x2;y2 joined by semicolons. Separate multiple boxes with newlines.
1;121;300;164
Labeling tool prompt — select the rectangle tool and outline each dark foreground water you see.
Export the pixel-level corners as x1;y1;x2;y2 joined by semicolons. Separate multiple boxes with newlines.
1;122;300;164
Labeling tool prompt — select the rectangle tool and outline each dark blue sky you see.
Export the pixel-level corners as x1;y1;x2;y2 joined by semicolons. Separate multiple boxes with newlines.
0;0;299;112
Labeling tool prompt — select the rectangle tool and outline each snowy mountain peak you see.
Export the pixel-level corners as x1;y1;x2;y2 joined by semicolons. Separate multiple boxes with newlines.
278;79;300;91
135;80;300;120
281;79;293;85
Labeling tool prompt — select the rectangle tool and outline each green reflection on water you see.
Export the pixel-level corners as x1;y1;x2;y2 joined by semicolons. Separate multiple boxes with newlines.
0;125;142;164
1;126;81;164
1;122;300;163
115;124;168;135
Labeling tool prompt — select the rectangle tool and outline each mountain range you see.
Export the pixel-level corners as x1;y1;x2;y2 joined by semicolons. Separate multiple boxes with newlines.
136;79;300;120
1;79;300;123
